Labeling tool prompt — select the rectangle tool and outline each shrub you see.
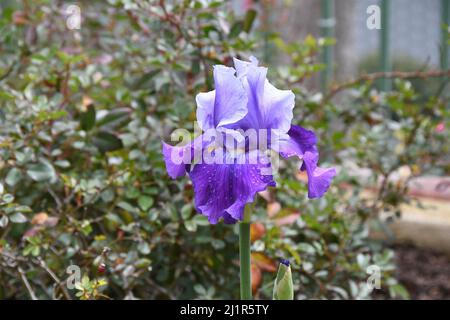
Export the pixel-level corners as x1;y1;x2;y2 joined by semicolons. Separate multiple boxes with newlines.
0;0;448;299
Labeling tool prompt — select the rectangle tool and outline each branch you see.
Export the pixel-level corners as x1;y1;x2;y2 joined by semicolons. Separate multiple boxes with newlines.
324;69;450;103
17;266;38;300
37;257;72;300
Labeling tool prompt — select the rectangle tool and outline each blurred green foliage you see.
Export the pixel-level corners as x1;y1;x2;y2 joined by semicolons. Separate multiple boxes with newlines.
0;0;449;300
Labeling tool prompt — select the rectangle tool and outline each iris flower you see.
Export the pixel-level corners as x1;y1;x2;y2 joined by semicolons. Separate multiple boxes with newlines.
162;57;335;224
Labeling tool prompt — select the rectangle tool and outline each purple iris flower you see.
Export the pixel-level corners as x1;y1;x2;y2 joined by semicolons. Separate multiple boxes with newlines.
162;57;336;224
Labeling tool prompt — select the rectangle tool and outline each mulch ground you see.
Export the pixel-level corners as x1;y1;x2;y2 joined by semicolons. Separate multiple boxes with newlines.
392;244;450;299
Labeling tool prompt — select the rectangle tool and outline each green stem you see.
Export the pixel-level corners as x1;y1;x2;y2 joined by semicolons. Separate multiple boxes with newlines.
239;205;252;300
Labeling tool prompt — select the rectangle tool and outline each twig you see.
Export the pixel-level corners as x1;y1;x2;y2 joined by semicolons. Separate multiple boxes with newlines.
0;61;16;82
17;266;38;300
324;69;450;103
47;187;63;212
36;257;72;300
144;278;176;299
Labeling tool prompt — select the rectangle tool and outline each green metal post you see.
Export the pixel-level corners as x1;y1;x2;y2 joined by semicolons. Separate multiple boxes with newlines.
441;0;450;71
320;0;334;92
380;0;391;91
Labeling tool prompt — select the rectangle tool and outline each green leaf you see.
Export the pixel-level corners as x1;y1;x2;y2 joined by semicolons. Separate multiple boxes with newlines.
54;160;71;168
15;205;32;213
117;201;138;214
130;70;161;90
80;105;96;131
389;283;410;299
194;284;206;295
26;162;56;182
125;187;140;199
138;196;154;211
135;258;152;269
2;194;14;203
10;212;27;223
243;9;257;33
184;220;197;232
0;215;8;228
0;90;15;101
80;220;93;236
93;131;123;152
23;245;34;256
6;168;22;186
229;21;243;38
97;108;130;130
138;241;150;255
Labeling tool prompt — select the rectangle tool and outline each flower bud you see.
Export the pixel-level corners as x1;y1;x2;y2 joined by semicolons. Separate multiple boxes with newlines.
273;259;293;300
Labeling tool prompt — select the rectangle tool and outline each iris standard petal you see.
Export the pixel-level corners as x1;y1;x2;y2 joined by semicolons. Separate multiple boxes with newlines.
233;58;294;134
195;90;216;131
195;65;248;131
189;151;275;224
278;125;336;198
261;79;295;133
233;56;259;78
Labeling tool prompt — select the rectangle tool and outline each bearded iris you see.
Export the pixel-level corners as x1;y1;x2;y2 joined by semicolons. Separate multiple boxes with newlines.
162;56;335;224
162;57;335;299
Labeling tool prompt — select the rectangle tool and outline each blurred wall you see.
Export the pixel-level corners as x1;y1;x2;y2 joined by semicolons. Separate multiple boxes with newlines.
233;0;443;83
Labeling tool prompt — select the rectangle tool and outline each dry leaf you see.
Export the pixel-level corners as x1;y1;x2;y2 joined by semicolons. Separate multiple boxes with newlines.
13;11;28;25
296;170;308;183
82;95;94;108
250;223;265;242
275;213;300;226
44;217;59;227
258;190;271;202
267;201;281;218
251;264;262;295
252;252;277;272
31;212;48;225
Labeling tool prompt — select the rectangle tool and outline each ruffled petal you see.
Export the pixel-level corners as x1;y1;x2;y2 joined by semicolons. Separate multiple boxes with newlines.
278;125;336;198
195;65;248;131
232;58;295;134
261;79;295;133
195;90;216;131
233;56;259;78
278;124;317;157
161;135;205;179
162;141;189;179
189;151;275;224
301;152;336;198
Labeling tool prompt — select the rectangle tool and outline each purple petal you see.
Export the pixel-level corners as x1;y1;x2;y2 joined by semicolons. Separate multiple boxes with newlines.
162;141;188;179
195;90;215;131
222;213;238;224
279;125;317;158
189;151;275;224
301;152;336;198
161;135;205;179
195;65;248;131
232;58;295;133
279;125;335;198
261;80;295;133
233;56;259;78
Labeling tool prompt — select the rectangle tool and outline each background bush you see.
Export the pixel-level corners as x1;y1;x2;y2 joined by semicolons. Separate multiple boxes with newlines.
0;0;448;299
